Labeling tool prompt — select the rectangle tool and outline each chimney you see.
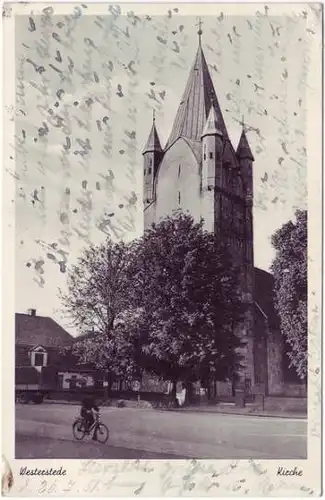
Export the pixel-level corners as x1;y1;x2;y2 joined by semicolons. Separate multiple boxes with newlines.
28;308;36;317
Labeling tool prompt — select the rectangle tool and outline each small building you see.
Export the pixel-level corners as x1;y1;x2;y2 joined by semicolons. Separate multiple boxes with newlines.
15;310;104;393
15;309;73;372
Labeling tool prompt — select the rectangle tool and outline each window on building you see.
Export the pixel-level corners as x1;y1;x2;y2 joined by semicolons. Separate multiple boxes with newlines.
144;169;146;176
178;191;181;204
30;346;48;368
178;164;181;177
34;353;44;366
204;154;206;160
148;167;152;174
209;152;213;159
149;158;153;167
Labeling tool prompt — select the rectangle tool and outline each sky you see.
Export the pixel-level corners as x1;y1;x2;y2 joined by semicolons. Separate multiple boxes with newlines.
11;3;317;335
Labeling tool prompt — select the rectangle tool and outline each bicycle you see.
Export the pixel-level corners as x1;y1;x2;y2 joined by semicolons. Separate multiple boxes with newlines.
72;412;109;443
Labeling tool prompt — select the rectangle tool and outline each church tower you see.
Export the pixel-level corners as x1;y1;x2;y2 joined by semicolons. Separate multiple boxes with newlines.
140;23;297;399
142;112;163;206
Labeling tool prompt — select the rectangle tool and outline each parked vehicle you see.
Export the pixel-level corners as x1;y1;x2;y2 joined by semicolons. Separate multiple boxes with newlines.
15;365;57;404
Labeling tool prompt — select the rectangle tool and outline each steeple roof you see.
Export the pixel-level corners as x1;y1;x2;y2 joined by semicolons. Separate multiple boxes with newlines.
236;129;254;161
165;44;229;149
142;120;163;155
202;104;223;138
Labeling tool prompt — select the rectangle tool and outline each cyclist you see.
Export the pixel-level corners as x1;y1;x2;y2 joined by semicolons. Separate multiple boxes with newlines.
80;396;100;440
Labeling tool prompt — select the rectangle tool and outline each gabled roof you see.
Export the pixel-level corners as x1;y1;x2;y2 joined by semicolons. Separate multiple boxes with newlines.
142;122;163;154
236;129;254;161
165;43;229;149
15;313;73;348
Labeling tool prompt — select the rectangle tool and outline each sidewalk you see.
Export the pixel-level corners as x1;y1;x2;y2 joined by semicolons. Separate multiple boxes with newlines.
175;403;307;419
41;399;307;419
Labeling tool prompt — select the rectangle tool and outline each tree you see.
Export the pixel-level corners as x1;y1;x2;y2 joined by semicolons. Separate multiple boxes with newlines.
59;239;138;384
60;239;134;335
129;211;246;399
271;209;307;379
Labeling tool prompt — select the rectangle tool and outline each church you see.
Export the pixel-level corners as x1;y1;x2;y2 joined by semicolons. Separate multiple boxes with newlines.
142;28;305;398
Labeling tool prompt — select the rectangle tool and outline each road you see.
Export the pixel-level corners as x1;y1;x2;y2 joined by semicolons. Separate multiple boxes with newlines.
16;403;307;459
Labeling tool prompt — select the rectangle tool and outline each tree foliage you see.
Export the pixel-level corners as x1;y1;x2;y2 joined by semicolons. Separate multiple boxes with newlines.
60;212;246;389
129;211;245;389
60;239;134;335
271;209;307;379
59;240;139;382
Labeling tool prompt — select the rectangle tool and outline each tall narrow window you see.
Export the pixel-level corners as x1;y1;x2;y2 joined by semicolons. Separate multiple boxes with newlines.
178;191;181;204
209;152;213;159
148;167;152;174
149;158;153;166
178;164;181;177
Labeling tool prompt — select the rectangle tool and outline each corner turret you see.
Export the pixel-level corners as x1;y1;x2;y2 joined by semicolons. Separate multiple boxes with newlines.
236;127;254;202
236;129;254;162
201;104;223;191
236;126;254;299
142;112;163;205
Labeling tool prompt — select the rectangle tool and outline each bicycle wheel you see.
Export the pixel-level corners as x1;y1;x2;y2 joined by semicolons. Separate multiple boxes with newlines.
73;419;86;440
95;423;109;443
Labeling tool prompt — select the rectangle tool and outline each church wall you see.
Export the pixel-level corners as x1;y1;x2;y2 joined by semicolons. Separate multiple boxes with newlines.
234;316;255;393
253;309;268;394
267;330;307;397
144;201;156;230
154;139;202;225
267;329;285;395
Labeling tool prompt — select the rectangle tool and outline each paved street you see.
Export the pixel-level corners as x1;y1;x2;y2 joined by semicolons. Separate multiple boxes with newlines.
16;403;307;459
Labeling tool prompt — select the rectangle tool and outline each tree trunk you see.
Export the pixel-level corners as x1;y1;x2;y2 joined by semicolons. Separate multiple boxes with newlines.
104;370;111;400
207;381;211;401
232;378;236;397
171;380;177;398
169;379;178;407
185;381;193;405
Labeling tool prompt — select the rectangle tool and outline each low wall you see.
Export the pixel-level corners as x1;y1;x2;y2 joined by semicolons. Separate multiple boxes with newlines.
263;396;307;413
47;389;167;403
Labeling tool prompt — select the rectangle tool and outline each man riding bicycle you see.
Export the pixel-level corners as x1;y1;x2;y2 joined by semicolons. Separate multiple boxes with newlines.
80;397;100;440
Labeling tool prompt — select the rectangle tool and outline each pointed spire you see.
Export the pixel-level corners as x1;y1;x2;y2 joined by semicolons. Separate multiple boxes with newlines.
142;112;163;154
165;42;229;149
202;102;223;138
236;128;254;161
